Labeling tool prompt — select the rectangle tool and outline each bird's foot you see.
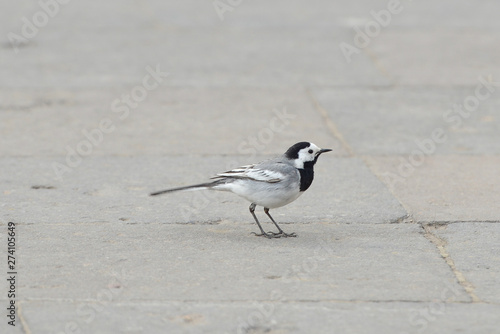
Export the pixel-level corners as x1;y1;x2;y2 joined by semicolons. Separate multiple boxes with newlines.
276;231;297;238
251;231;282;239
251;231;297;238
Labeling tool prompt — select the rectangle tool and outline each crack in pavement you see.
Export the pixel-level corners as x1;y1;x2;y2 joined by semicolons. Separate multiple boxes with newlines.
17;301;32;334
305;89;355;157
13;298;496;305
421;223;481;303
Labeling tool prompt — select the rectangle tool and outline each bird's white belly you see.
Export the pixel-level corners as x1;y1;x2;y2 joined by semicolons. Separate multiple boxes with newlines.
221;179;302;209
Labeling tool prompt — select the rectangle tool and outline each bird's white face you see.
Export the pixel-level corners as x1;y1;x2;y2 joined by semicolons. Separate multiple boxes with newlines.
294;143;322;168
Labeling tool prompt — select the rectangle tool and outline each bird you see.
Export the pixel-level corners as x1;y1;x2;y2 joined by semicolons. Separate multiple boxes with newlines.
150;142;332;238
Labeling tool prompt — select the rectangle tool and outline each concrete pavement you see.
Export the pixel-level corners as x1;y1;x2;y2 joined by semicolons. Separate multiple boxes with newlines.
1;1;499;333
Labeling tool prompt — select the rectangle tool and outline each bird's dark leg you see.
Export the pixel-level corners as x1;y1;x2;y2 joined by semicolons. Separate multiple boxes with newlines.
249;203;280;238
264;208;297;238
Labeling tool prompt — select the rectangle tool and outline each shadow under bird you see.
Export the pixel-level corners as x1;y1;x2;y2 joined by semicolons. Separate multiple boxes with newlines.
150;141;332;238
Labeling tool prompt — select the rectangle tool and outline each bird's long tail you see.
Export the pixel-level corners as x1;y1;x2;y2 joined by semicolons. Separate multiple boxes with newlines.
150;180;224;196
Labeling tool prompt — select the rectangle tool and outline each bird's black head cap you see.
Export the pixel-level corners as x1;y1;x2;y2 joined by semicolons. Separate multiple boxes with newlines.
284;142;311;160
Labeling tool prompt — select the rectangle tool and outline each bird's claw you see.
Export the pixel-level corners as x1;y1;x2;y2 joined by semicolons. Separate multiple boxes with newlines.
277;231;297;238
251;231;281;238
251;231;297;238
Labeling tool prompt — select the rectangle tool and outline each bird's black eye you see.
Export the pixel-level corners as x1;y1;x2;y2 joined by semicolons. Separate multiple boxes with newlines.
308;149;313;154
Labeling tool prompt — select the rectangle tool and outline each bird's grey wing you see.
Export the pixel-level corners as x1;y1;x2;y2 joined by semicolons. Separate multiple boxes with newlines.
210;161;293;183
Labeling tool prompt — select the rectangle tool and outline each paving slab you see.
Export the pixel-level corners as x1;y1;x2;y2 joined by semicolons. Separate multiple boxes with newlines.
4;0;497;32
370;29;500;85
433;223;500;303
364;156;500;222
0;88;343;156
18;301;500;334
226;0;500;29
0;223;466;303
0;156;406;224
312;87;500;155
384;1;500;29
0;26;386;89
0;0;394;89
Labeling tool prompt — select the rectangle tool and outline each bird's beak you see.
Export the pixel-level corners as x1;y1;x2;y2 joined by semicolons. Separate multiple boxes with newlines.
318;148;333;155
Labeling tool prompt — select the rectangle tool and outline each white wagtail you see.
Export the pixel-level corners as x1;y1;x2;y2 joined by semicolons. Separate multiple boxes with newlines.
150;142;332;238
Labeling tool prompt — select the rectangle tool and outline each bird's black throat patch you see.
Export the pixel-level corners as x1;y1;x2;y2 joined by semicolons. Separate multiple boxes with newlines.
298;160;317;192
